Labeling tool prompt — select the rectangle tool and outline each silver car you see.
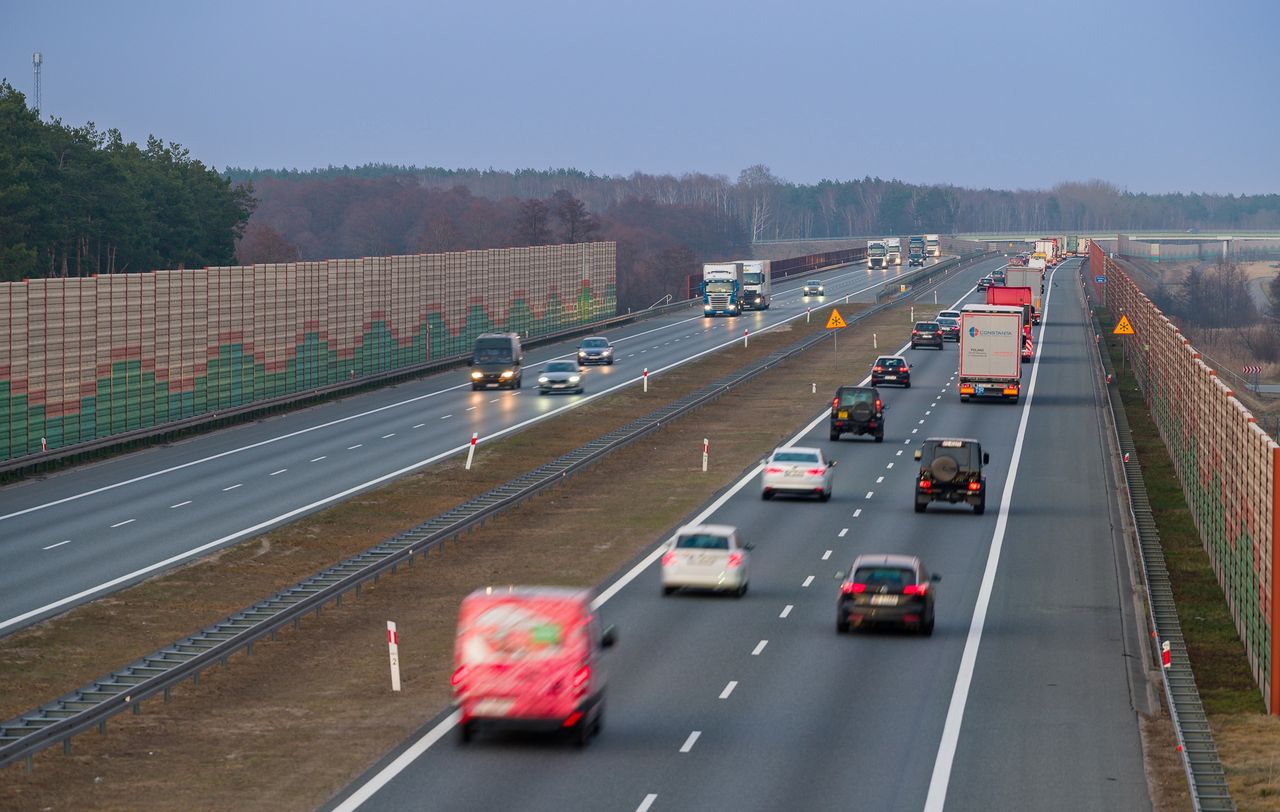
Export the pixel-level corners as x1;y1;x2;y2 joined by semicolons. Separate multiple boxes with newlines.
803;280;825;297
538;360;584;395
761;446;836;501
661;524;751;597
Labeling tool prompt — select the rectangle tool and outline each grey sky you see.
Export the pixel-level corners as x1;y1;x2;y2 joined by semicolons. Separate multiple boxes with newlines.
3;0;1275;195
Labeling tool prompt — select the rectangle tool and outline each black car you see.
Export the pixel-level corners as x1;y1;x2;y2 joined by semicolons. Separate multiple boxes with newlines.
977;275;994;290
914;437;989;514
837;553;940;635
829;385;885;442
577;336;615;365
911;321;944;350
870;355;910;387
936;316;961;342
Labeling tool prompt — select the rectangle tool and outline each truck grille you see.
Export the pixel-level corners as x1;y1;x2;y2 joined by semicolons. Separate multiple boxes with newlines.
709;294;732;308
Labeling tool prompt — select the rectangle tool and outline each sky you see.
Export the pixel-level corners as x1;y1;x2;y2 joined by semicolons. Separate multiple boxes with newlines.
3;0;1277;195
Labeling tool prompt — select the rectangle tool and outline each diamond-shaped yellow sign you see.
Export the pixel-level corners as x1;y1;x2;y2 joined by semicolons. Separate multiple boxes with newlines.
1113;315;1135;335
825;309;847;330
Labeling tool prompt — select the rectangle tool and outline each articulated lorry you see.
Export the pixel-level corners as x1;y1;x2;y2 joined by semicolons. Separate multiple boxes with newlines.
701;262;745;316
908;236;926;266
985;285;1036;360
886;237;903;266
1003;267;1044;320
867;240;889;270
958;304;1023;403
925;234;941;257
1033;238;1060;266
737;260;772;310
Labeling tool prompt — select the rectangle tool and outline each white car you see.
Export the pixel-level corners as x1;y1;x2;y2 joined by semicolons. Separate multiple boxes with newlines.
937;309;961;321
661;524;751;597
803;280;825;297
761;446;836;501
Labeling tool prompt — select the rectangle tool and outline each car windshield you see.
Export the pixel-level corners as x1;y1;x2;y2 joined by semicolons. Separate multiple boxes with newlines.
878;358;904;369
545;361;577;373
854;567;915;589
581;338;608;348
773;451;820;464
474;343;512;363
676;534;730;550
838;389;876;407
938;318;958;327
915;322;939;331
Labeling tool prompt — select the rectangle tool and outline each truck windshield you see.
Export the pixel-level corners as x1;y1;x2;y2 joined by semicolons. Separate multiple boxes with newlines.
705;281;734;293
742;273;763;284
474;341;512;363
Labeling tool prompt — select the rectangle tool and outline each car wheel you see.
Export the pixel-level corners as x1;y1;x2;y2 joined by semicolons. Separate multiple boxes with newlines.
735;581;747;598
593;701;605;737
608;358;614;365
761;490;773;501
914;499;927;513
819;490;831;502
471;384;480;391
904;381;911;388
662;585;676;596
836;615;850;634
574;716;591;748
974;495;986;516
910;343;918;349
922;616;935;636
874;431;884;443
829;429;840;441
458;720;473;745
515;375;522;389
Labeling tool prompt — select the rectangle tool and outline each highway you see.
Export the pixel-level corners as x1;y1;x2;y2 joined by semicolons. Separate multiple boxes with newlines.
331;258;1154;811
0;258;975;636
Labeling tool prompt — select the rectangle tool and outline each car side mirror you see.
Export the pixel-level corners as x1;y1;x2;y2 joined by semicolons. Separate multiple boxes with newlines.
931;573;942;583
470;357;477;365
828;460;837;468
913;450;923;460
983;453;990;464
601;625;617;648
745;543;755;551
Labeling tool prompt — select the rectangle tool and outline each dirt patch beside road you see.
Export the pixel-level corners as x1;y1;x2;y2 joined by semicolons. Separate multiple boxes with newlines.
1;300;926;811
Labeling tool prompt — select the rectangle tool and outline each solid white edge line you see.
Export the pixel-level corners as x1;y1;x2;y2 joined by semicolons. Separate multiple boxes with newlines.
330;260;1000;809
922;263;1060;812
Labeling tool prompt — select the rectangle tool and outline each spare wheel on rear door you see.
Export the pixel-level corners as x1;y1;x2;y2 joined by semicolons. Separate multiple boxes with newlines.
850;401;872;421
929;455;959;482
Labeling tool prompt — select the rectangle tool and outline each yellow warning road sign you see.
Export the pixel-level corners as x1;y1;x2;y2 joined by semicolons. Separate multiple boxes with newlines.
825;309;847;329
1113;314;1135;335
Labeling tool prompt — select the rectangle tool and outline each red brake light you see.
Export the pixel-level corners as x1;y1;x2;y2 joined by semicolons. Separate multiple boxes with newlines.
727;552;743;567
841;582;866;594
765;466;785;474
832;397;840;409
572;665;591;689
967;481;982;491
451;666;467;687
912;329;919;335
919;479;932;489
875;399;882;411
806;468;826;476
662;551;676;566
873;366;883;372
903;583;929;596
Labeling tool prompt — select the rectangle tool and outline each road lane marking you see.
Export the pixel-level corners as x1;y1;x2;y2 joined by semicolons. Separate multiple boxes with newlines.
269;469;287;476
637;795;658;812
912;428;919;434
925;410;932;416
752;640;768;655
823;550;832;560
904;439;911;444
310;456;326;462
465;406;476;411
170;501;192;508
382;433;395;439
865;491;874;499
924;264;1058;812
348;444;363;450
680;731;701;753
110;519;135;528
413;423;426;428
897;450;903;456
43;540;72;550
918;419;925;424
876;476;884;484
780;605;793;619
720;681;737;699
887;462;894;469
222;484;243;492
802;576;814;587
838;528;848;537
853;509;862;517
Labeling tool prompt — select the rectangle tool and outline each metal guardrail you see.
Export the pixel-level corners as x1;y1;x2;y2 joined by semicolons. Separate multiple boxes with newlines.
0;250;992;771
1090;304;1235;811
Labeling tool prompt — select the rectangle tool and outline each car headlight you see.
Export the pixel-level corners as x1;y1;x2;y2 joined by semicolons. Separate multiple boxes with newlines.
470;371;483;379
500;370;514;379
568;375;580;383
602;348;612;355
538;376;549;384
578;350;587;356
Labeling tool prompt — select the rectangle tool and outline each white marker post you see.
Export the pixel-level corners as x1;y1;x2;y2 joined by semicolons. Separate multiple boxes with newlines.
41;437;47;452
873;333;878;350
702;438;709;472
910;305;915;323
934;290;938;305
387;621;402;692
811;383;816;394
743;328;749;348
643;368;649;392
465;432;478;470
806;307;811;323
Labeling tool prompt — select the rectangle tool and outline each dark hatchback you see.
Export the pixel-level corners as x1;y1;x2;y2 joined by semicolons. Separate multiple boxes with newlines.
914;437;989;514
577;336;615;365
830;385;885;442
936;316;960;342
870;356;910;388
837;554;939;635
911;321;944;350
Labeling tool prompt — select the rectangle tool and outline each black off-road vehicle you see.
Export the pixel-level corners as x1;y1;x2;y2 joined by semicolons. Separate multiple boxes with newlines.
913;438;989;514
830;385;885;442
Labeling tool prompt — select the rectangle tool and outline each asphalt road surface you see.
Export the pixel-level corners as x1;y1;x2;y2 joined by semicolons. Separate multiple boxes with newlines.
330;259;1153;811
0;258;980;635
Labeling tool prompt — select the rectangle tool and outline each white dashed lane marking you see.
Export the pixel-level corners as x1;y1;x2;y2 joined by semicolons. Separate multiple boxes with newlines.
110;519;135;528
876;476;884;484
720;681;738;699
853;509;862;517
348;445;363;450
43;540;72;550
802;576;814;587
310;456;326;462
780;605;793;619
223;483;243;491
680;731;701;753
752;640;768;655
838;528;848;537
170;501;192;508
270;469;287;476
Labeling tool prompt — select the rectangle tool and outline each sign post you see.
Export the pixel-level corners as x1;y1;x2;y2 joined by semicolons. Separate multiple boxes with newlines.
826;308;847;354
702;438;709;472
465;432;478;470
387;621;402;692
1244;364;1262;393
643;367;649;392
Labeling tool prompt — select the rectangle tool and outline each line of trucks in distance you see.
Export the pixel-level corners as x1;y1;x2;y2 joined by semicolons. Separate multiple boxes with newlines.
957;237;1085;403
698;235;942;317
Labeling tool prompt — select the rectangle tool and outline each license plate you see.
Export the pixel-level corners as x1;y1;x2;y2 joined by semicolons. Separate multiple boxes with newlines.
975;386;986;395
870;594;899;606
838;410;848;419
785;469;804;477
885;375;897;380
695;554;719;566
473;698;514;716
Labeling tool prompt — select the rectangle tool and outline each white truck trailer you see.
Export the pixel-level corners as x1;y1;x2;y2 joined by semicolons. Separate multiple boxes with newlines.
738;260;772;310
886;237;903;266
958;304;1023;403
925;234;941;257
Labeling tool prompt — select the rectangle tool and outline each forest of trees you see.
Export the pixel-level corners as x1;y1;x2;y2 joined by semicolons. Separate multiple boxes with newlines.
0;82;253;281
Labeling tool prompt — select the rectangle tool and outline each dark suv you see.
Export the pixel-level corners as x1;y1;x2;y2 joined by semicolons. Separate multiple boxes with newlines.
870;356;910;388
837;553;940;635
830;385;885;442
913;437;989;514
911;321;944;350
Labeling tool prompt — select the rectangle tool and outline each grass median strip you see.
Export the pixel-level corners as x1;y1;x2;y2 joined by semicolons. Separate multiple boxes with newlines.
1;299;925;811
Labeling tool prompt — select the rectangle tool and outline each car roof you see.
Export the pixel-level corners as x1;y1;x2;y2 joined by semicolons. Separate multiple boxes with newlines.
580;336;609;342
923;436;981;445
774;445;822;456
851;553;920;569
837;384;879;392
875;355;906;362
677;523;737;537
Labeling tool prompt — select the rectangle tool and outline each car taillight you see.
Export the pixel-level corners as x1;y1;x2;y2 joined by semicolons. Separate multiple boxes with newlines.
572;665;591;690
662;551;676;567
841;582;866;594
936;331;943;337
912;329;919;335
728;552;743;567
807;468;826;476
968;481;982;491
873;366;883;372
919;479;932;489
875;400;882;410
832;397;840;409
765;466;785;474
903;583;929;596
451;666;467;687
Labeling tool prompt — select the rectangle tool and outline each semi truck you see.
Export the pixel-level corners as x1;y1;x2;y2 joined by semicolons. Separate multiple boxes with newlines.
738;260;772;310
701;262;745;316
985;285;1036;360
1064;235;1080;255
958;304;1023;403
1034;238;1060;266
908;236;926;266
925;234;941;257
886;237;903;266
1003;267;1044;320
867;240;889;270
